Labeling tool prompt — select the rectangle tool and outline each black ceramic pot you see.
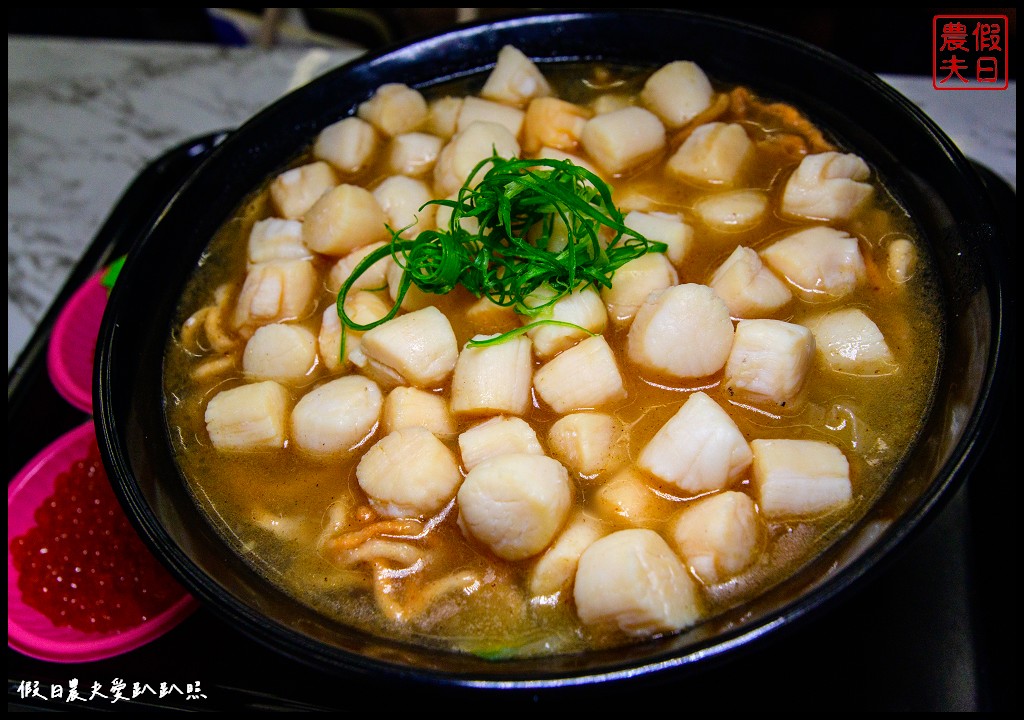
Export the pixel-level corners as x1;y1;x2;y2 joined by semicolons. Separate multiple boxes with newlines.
94;9;1011;691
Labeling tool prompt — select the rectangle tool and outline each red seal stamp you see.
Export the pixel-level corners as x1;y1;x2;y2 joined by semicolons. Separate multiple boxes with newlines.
933;15;1009;90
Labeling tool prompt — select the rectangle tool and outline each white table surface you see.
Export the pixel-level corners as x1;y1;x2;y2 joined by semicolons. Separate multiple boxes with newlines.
7;37;360;369
7;36;1016;370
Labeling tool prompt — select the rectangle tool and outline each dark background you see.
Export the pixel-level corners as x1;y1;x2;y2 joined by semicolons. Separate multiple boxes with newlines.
8;7;1018;79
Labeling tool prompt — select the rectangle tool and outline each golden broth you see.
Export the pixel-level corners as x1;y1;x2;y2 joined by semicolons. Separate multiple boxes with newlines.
164;60;942;658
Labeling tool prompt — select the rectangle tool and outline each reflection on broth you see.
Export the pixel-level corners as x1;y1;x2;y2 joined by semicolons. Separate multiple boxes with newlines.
163;47;942;658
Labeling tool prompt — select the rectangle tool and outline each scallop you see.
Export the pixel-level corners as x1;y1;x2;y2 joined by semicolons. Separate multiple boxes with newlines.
637;391;752;494
481;44;553;106
693;189;768;232
451;334;533;417
372;175;436;239
387;132;443;177
591;467;675;528
640;60;714;129
318;291;392;373
750;439;852;519
522;97;590;154
709;246;793;319
326;241;390;296
357;427;462;518
458;416;544;472
302;184;390;257
804;307;896;375
781;151;873;222
547;412;625;477
529;512;607;597
574;529;702;637
622;210;693;267
269;161;339;220
524;285;608;360
760;226;866;303
291;376;382;456
357;83;428;138
723;319;815;408
205;381;290;451
359;306;459;389
424;96;463;140
313;117;378;175
434;121;521;196
627;283;735;380
233;259;317;335
382;386;456;439
600;252;678;329
669;491;762;585
247;218;309;265
457;96;526;138
457;453;572;560
242;323;317;384
580;106;666;176
533;335;626;413
667;122;752;186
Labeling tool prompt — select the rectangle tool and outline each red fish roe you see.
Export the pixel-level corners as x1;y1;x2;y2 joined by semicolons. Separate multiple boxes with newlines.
9;438;185;633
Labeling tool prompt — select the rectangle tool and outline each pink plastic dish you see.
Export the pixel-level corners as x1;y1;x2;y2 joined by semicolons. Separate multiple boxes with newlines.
7;421;198;664
46;271;108;413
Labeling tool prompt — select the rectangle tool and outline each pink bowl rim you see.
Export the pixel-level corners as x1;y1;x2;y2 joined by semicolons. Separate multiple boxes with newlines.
8;420;198;664
45;271;107;414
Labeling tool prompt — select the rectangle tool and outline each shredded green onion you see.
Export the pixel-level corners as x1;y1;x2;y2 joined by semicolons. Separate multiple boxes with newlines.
335;153;666;360
464;319;599;349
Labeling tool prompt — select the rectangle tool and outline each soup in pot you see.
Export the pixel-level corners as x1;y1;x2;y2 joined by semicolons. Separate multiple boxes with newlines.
163;46;942;658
